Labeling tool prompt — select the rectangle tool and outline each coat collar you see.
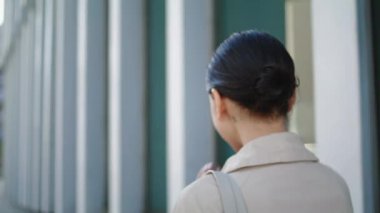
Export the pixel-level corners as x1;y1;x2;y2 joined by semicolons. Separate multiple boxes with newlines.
222;132;319;173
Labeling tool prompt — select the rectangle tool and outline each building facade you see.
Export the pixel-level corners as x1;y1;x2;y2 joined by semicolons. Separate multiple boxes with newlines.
0;0;378;212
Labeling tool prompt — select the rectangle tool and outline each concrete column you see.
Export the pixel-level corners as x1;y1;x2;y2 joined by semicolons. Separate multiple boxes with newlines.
166;0;214;209
108;0;146;212
311;0;364;212
77;0;107;212
54;0;78;212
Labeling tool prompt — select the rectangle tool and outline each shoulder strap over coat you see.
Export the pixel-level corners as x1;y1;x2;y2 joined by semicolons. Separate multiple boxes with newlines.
208;171;248;213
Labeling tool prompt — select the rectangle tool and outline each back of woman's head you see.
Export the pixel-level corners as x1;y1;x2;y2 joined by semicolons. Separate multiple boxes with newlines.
207;30;297;118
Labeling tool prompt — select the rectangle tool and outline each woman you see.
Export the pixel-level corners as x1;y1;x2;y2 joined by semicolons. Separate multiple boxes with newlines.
172;30;353;213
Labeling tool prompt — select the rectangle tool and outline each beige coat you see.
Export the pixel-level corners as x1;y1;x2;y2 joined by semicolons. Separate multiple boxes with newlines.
172;132;353;213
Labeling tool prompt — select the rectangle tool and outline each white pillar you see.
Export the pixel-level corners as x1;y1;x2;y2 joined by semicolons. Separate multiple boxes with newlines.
311;0;363;212
54;0;78;212
108;0;146;212
2;0;15;204
18;14;34;208
166;0;215;209
30;0;43;210
3;31;21;206
40;0;55;211
77;0;107;212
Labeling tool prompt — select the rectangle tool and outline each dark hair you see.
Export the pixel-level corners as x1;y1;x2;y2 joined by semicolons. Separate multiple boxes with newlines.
206;30;297;118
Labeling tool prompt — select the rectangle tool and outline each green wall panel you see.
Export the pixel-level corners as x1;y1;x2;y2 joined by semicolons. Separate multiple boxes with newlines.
215;0;286;165
147;0;166;212
372;0;380;139
358;0;380;212
371;0;380;212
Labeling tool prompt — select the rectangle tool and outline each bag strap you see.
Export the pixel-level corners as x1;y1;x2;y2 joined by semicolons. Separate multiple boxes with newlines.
208;171;248;213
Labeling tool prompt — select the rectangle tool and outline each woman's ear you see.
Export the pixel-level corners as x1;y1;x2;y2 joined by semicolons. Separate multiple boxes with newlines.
288;91;297;112
210;89;226;119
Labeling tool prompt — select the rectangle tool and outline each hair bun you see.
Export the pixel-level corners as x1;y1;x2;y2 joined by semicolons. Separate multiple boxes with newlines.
254;65;293;100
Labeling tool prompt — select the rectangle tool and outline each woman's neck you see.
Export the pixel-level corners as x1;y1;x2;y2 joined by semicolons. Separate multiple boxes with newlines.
236;116;287;146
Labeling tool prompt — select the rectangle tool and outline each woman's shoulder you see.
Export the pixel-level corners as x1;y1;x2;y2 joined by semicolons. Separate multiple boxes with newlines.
314;163;352;194
172;174;222;213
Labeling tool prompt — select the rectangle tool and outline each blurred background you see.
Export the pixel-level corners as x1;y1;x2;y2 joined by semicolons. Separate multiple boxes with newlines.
0;0;378;212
